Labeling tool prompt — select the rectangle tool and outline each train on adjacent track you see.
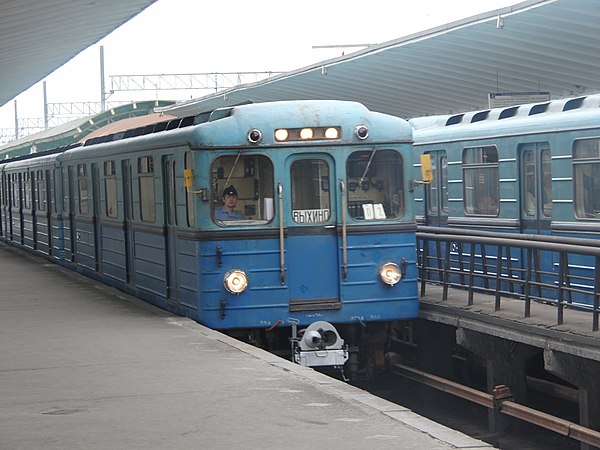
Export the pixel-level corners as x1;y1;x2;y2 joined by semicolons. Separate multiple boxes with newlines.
410;93;600;309
0;100;419;379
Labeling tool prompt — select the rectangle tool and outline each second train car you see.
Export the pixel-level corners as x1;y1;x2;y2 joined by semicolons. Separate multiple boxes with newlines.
0;100;419;379
410;93;600;310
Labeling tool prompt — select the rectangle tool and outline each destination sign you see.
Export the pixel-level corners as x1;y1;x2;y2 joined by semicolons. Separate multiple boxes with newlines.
292;209;330;223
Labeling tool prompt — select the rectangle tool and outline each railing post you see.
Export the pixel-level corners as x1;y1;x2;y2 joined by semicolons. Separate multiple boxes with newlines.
524;248;532;318
594;256;600;332
419;236;428;297
443;240;451;301
468;243;476;306
495;245;503;311
557;252;566;325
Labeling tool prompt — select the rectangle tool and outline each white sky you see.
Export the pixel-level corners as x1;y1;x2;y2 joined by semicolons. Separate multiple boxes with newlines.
0;0;520;131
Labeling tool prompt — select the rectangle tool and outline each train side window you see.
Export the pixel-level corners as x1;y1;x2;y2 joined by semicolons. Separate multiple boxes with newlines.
23;172;30;210
522;150;536;216
573;138;600;219
11;174;19;208
346;149;404;220
138;156;155;222
291;159;330;224
77;164;88;215
49;170;57;214
211;155;274;225
104;160;118;218
36;170;46;212
541;149;552;217
185;151;195;227
463;146;499;216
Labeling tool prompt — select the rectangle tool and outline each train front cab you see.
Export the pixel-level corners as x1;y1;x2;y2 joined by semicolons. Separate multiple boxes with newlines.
194;126;418;375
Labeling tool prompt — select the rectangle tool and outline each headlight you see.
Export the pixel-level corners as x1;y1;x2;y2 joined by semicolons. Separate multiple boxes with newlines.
379;262;401;286
224;269;248;294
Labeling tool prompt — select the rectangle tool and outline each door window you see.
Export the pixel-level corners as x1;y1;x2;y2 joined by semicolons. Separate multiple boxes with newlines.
290;159;330;224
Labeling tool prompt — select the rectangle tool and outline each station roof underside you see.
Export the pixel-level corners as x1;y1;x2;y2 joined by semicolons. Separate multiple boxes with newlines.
0;0;157;108
159;0;600;119
1;0;598;123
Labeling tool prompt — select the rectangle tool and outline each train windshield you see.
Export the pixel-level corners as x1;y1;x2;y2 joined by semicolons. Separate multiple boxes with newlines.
346;149;404;220
211;154;275;225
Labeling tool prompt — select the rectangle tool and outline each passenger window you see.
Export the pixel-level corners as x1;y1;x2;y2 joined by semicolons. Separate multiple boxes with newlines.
541;149;552;218
77;164;88;215
185;152;195;227
23;172;30;210
463;146;499;216
573;138;600;219
11;174;19;208
346;149;404;220
104;161;117;218
523;150;536;216
138;156;155;222
211;155;274;225
36;170;46;212
291;159;330;224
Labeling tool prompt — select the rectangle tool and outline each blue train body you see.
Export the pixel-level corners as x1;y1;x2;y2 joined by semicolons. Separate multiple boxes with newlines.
411;94;600;308
0;100;418;377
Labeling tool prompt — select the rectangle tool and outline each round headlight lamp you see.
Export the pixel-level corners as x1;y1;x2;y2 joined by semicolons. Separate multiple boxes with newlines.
224;269;248;294
379;262;401;286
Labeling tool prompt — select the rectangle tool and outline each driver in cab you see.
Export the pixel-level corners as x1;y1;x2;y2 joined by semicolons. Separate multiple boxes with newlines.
215;185;245;221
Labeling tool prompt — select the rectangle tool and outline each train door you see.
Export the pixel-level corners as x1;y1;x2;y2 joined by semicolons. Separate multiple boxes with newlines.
285;154;339;306
520;143;552;234
91;163;102;272
162;155;178;306
424;150;448;226
122;159;135;287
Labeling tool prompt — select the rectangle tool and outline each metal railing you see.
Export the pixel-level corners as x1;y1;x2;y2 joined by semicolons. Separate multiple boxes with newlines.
417;226;600;331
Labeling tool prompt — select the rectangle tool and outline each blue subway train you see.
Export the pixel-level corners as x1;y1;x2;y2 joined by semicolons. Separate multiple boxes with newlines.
0;100;419;378
410;93;600;308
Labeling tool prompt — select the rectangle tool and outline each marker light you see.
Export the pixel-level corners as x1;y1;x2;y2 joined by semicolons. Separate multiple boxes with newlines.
325;127;339;139
274;126;341;142
247;129;263;144
354;125;369;140
379;262;401;286
274;128;289;141
300;128;314;140
224;269;248;294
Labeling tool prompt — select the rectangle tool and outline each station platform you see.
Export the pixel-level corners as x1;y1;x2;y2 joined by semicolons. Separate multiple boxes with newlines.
0;242;491;450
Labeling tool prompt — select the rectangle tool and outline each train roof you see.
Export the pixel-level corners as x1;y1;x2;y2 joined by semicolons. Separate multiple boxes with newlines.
410;93;600;143
0;100;412;165
77;100;412;151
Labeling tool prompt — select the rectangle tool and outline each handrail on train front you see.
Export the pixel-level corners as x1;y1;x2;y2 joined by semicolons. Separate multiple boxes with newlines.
417;226;600;331
278;182;285;285
340;180;348;281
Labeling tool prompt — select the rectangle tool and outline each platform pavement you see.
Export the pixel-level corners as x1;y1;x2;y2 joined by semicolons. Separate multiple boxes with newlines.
0;242;491;450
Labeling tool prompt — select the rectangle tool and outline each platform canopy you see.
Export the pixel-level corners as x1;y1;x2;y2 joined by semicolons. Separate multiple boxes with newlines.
0;0;158;108
160;0;600;119
1;0;599;121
